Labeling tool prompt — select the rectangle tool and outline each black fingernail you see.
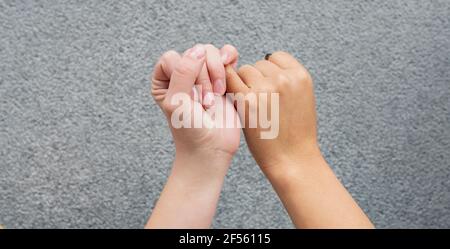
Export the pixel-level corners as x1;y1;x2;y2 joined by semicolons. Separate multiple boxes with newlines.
264;53;272;60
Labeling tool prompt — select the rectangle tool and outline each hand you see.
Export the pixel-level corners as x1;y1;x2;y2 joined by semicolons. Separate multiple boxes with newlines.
146;44;240;228
153;44;238;108
152;44;240;161
226;51;373;228
225;51;319;173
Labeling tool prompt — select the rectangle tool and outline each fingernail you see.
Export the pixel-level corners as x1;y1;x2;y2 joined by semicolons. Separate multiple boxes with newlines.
204;92;215;107
265;53;272;60
189;45;206;59
214;79;224;94
221;53;228;63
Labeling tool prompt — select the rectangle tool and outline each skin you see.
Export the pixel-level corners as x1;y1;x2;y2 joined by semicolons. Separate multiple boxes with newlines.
225;51;374;228
147;44;373;228
146;44;239;228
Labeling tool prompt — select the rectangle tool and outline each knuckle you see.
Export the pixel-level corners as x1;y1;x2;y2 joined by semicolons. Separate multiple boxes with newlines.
263;83;277;93
223;44;237;53
270;74;291;92
204;44;215;49
290;69;310;83
162;50;176;58
304;73;313;87
271;51;290;58
254;60;266;68
275;73;291;86
161;50;177;62
289;69;314;92
205;44;219;53
162;98;176;114
222;43;232;49
238;64;253;74
265;74;291;94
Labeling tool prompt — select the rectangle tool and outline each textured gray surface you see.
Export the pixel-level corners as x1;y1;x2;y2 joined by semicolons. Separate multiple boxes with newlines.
0;0;449;228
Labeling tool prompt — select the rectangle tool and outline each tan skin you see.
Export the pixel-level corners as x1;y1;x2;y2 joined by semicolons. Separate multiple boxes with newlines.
146;44;373;228
226;51;374;228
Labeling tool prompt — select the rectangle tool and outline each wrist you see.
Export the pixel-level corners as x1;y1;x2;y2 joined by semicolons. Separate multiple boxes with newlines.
175;147;234;163
174;148;233;174
171;150;232;188
263;149;329;185
261;151;374;229
147;150;231;229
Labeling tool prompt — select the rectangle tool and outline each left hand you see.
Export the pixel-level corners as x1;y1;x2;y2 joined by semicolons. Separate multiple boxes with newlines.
151;44;240;164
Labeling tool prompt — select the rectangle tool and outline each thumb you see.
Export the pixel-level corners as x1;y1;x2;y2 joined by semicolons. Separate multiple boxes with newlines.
166;45;206;101
225;65;249;94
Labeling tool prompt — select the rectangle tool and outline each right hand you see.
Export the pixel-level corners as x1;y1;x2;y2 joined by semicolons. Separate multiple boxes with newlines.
226;52;374;228
225;51;321;173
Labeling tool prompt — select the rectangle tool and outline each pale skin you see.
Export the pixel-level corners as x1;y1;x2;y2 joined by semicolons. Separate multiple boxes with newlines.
146;44;240;228
147;45;374;228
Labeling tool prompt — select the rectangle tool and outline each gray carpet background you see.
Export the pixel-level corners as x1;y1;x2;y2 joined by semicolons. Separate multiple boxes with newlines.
0;0;449;228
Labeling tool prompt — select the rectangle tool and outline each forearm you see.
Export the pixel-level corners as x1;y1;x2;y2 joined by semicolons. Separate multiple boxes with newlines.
145;152;231;228
265;155;374;229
